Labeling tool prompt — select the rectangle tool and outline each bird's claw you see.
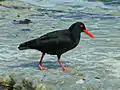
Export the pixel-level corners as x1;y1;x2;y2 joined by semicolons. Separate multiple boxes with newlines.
62;67;68;71
38;64;48;70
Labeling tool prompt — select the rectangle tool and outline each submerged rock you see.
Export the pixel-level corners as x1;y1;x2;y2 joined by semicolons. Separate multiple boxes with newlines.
12;19;32;24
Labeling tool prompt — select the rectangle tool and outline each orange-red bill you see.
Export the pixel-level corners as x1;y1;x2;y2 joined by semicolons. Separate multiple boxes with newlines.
83;29;94;38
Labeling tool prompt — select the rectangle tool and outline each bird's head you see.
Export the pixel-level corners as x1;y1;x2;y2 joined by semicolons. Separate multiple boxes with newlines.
69;22;94;38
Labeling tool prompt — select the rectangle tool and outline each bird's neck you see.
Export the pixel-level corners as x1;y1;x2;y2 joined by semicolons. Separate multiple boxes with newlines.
69;28;81;42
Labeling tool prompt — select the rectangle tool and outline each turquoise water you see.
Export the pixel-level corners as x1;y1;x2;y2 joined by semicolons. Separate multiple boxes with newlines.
0;0;120;89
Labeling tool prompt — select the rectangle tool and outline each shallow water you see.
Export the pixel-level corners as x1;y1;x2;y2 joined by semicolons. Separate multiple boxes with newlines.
0;0;120;90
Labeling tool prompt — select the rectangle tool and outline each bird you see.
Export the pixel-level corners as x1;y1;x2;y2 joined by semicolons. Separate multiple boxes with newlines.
18;22;94;71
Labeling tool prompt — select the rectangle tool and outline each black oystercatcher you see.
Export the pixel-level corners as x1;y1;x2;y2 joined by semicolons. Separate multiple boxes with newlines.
18;22;94;71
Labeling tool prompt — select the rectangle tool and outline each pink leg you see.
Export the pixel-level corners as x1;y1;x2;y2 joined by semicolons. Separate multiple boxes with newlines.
38;53;47;70
58;58;68;71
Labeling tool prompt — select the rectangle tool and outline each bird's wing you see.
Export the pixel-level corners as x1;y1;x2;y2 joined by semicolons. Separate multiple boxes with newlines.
39;31;61;41
24;30;72;51
35;31;72;49
41;37;71;46
38;36;72;54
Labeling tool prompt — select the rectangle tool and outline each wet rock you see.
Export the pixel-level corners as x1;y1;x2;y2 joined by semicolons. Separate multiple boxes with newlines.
0;75;57;90
0;74;16;90
35;84;46;90
13;77;36;90
20;29;31;31
12;19;32;24
76;78;85;84
13;83;22;90
17;15;20;17
22;77;35;90
95;77;100;79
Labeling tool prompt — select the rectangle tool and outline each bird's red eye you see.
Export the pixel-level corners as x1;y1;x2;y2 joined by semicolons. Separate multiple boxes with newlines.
80;25;84;28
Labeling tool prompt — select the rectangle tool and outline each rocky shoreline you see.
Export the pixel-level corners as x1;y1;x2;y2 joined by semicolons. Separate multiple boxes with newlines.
0;74;47;90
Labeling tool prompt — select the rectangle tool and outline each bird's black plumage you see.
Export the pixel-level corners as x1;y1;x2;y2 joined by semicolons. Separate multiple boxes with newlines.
18;22;83;54
18;22;94;71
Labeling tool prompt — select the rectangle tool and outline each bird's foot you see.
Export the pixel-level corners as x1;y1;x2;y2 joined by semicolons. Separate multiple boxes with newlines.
38;64;48;70
62;67;68;71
